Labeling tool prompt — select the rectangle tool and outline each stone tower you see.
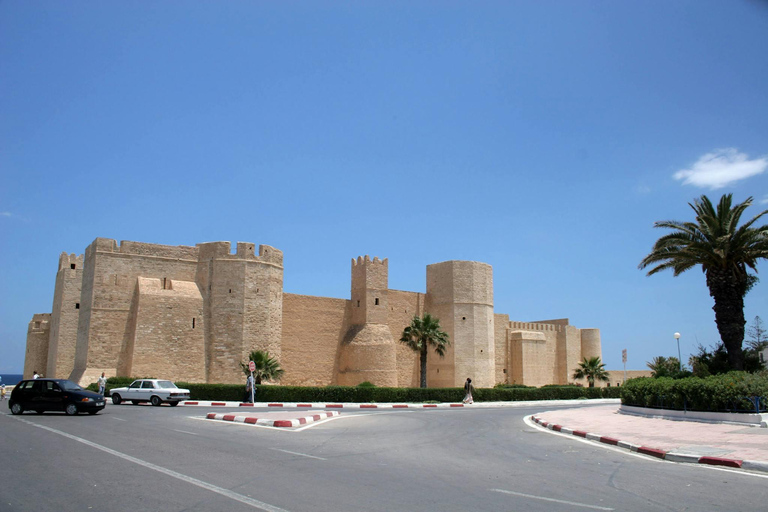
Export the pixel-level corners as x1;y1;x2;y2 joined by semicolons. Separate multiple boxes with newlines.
337;256;398;386
196;242;283;384
46;253;83;378
426;260;496;388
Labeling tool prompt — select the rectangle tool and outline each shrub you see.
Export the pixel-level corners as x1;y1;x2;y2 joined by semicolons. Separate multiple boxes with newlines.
620;373;768;412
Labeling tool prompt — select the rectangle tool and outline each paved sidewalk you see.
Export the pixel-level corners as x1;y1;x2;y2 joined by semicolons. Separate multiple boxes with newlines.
532;404;768;474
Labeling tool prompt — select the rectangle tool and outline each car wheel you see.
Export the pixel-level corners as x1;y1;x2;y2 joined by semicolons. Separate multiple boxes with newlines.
150;396;162;407
111;393;122;405
65;403;78;416
10;402;23;415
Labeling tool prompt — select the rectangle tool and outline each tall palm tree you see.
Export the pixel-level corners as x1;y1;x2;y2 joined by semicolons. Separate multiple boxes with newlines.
639;194;768;370
399;313;450;388
572;356;610;387
240;350;284;384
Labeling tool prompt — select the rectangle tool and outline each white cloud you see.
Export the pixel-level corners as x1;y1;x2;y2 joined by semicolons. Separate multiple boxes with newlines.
673;148;768;190
0;212;11;217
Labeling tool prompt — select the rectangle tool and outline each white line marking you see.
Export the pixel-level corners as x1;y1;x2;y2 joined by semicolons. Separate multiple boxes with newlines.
490;488;614;510
173;429;199;436
270;448;326;460
111;417;127;421
12;416;289;512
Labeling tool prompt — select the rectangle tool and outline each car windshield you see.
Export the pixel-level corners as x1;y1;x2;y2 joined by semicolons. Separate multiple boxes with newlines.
156;381;176;389
59;380;82;391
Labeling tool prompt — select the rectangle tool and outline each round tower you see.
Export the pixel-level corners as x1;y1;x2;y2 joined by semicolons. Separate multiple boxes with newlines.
337;256;398;386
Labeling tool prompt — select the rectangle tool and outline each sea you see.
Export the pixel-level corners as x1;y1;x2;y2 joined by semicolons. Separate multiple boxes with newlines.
0;374;24;386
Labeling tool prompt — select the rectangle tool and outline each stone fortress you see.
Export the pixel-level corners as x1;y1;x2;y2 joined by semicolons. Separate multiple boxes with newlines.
25;238;603;388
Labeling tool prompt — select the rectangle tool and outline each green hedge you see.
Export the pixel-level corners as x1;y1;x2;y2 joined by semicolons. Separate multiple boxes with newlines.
175;382;621;403
620;372;768;412
87;377;622;402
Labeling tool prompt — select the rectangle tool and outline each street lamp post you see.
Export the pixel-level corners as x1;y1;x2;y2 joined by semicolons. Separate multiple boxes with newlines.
674;332;681;371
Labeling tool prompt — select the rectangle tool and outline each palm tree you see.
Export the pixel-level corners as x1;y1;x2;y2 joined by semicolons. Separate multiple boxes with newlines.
572;356;609;387
240;350;284;384
639;194;768;370
399;313;450;388
646;356;681;377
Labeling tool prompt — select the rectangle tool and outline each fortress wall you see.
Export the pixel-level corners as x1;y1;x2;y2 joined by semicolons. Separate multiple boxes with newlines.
128;278;206;382
494;313;510;384
47;253;83;378
72;238;200;384
388;290;423;387
281;293;349;386
563;325;584;384
24;314;51;378
508;329;557;387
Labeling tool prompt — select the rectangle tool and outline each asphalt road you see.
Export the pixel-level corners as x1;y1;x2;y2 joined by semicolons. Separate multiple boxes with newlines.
1;402;766;511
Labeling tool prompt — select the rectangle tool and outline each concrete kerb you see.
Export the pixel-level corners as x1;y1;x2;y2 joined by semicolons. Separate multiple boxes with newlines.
172;398;621;410
206;410;339;428
529;415;768;475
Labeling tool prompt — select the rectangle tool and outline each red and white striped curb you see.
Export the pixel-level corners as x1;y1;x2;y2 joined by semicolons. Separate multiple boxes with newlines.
530;415;768;474
182;401;465;409
206;410;339;428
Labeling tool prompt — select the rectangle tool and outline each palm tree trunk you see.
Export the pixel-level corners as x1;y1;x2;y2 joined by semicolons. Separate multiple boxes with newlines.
707;268;747;371
420;345;428;388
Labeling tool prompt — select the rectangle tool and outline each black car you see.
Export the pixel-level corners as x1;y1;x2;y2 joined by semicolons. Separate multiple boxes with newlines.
9;378;106;416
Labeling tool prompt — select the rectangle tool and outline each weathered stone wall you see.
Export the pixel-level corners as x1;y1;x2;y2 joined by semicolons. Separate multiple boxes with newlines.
24;314;51;378
494;313;510;384
281;293;348;386
387;289;423;387
46;253;83;378
124;278;206;382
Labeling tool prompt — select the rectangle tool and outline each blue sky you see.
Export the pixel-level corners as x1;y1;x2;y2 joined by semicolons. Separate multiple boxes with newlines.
2;1;768;375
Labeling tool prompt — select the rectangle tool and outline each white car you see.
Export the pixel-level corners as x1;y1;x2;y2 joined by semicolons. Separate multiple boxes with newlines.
109;379;190;407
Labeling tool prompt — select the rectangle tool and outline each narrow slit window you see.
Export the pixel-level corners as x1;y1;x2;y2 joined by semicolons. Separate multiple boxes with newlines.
357;300;360;307
75;303;80;309
70;264;76;269
192;318;196;329
375;298;379;305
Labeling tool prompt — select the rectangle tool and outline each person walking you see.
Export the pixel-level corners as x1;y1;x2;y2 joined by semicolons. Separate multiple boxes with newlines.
33;370;39;379
462;377;474;404
97;372;107;396
1;382;6;401
244;373;255;403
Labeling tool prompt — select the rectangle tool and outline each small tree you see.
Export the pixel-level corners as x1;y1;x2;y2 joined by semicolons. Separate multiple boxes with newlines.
399;313;450;388
240;350;284;384
572;357;609;388
746;316;768;352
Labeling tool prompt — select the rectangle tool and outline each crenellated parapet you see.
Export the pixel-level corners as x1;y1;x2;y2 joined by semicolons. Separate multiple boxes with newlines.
508;321;563;332
58;253;84;271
